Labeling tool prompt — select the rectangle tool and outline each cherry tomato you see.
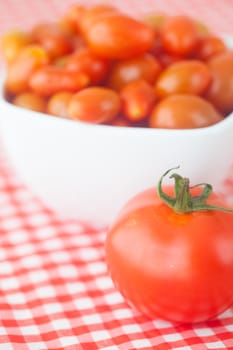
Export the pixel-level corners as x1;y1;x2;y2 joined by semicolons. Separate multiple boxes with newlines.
105;167;233;323
195;36;227;61
155;60;212;98
149;94;223;129
47;92;73;118
62;4;86;33
120;79;156;121
80;4;118;32
1;31;31;64
82;12;156;59
30;22;73;59
65;47;110;84
68;87;121;123
205;51;233;114
107;54;161;91
29;66;89;96
12;92;46;113
5;45;49;95
160;15;199;56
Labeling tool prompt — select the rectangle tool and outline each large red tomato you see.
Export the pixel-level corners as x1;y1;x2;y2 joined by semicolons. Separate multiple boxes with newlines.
105;167;233;323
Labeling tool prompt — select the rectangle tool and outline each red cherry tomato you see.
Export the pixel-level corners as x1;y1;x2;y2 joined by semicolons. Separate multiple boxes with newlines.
30;22;73;59
68;87;121;123
65;47;110;84
107;54;161;91
80;4;118;32
205;51;233;114
62;4;86;33
105;167;233;323
155;60;212;98
29;66;89;96
82;12;156;59
195;35;227;61
149;94;223;129
160;15;199;56
120;79;156;121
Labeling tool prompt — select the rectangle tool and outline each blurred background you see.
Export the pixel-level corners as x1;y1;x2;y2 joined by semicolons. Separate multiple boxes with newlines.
0;0;232;35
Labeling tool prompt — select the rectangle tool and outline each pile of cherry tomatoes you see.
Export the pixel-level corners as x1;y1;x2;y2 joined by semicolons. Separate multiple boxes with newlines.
1;4;233;129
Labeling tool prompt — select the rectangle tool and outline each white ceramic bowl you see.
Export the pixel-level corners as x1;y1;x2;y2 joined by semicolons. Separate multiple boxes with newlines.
0;37;233;226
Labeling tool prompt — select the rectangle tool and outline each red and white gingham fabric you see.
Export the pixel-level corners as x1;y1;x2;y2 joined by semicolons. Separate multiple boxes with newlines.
0;1;233;349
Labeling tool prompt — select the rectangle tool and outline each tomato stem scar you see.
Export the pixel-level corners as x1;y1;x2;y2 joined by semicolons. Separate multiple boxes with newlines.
157;166;233;214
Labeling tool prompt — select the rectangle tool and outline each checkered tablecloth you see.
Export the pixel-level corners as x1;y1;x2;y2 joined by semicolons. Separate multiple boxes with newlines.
0;1;233;349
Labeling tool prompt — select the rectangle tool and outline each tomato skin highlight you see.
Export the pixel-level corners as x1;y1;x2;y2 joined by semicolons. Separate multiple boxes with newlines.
29;66;89;96
82;13;156;59
65;47;110;84
47;92;73;118
12;92;46;113
195;36;227;61
68;87;121;123
155;60;212;98
30;22;73;59
107;54;161;91
149;94;223;129
120;79;156;121
105;187;233;323
160;15;199;56
205;51;233;114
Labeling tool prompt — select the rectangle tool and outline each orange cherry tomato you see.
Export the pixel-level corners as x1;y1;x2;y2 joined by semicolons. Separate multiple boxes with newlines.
68;87;121;123
5;45;49;95
160;15;199;56
80;4;118;32
205;51;233;114
47;92;73;118
30;22;73;59
120;79;156;121
12;92;46;113
1;31;31;64
107;54;161;91
82;12;156;59
155;60;212;98
149;94;223;129
195;36;227;61
29;66;89;96
62;4;86;33
65;47;110;84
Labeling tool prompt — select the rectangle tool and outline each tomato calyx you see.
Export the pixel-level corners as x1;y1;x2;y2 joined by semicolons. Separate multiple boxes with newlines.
158;166;233;214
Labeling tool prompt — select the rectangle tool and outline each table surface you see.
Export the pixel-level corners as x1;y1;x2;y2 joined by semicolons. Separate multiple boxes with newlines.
0;1;233;349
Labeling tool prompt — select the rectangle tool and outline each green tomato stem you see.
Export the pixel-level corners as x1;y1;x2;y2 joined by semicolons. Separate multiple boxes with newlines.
157;166;233;214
